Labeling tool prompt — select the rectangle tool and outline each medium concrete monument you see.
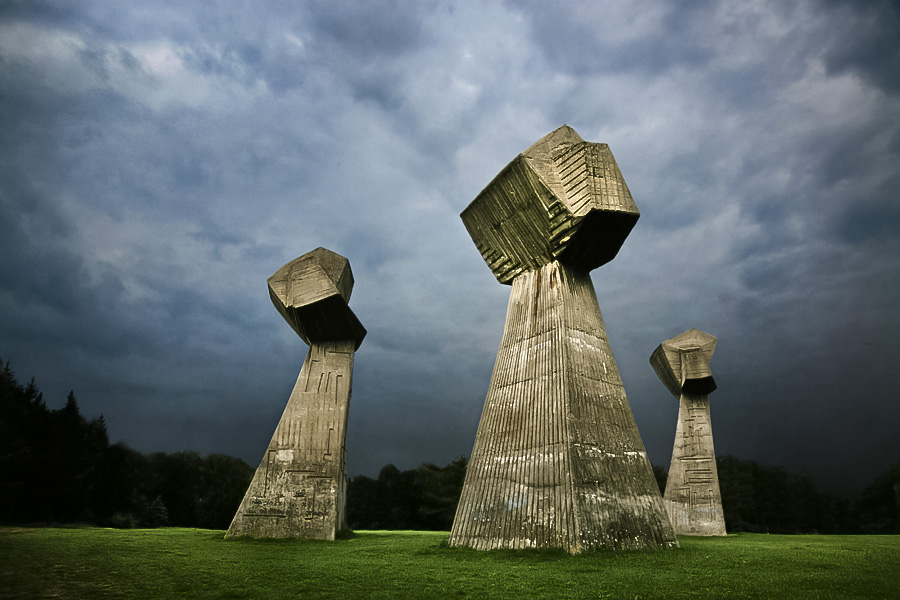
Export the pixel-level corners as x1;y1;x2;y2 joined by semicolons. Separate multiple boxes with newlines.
650;328;726;536
226;247;366;539
449;125;678;552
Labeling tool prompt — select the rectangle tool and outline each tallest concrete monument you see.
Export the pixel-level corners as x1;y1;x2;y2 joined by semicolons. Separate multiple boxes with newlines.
449;125;677;552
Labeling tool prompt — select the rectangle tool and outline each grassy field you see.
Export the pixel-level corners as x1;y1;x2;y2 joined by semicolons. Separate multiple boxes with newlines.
1;528;898;599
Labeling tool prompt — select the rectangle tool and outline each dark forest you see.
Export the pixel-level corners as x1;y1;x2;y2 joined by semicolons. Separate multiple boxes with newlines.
2;361;897;534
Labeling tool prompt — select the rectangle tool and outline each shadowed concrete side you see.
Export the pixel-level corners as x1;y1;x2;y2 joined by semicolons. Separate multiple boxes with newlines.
650;328;726;536
226;248;365;540
451;125;677;552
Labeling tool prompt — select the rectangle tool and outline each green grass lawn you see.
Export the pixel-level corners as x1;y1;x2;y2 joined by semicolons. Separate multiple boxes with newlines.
1;527;897;599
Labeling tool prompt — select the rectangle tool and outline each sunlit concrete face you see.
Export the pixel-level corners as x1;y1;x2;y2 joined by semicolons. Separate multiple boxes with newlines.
450;125;678;553
225;248;365;540
650;328;726;536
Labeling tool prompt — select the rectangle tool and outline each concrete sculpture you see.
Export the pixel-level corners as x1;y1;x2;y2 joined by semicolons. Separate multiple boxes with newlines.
226;247;366;539
449;125;678;552
650;328;726;536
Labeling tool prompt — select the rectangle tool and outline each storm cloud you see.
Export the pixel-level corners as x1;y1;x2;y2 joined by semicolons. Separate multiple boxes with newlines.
1;0;898;496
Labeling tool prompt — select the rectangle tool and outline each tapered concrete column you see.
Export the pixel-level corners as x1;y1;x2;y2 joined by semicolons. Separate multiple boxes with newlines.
450;125;677;552
226;247;365;540
650;329;726;536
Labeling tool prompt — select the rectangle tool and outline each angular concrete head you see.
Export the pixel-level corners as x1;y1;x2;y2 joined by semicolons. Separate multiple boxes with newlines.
268;247;366;349
650;329;717;398
461;125;640;284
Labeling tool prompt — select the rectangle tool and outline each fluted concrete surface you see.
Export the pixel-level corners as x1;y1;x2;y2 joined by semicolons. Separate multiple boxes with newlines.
461;125;639;285
450;261;677;552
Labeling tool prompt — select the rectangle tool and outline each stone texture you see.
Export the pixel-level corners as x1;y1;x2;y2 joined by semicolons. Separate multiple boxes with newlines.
461;125;639;285
450;125;677;552
650;329;726;536
225;248;365;540
267;247;365;349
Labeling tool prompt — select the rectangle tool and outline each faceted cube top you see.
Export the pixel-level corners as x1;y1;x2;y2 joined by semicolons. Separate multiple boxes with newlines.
650;329;717;398
461;125;640;284
268;247;366;349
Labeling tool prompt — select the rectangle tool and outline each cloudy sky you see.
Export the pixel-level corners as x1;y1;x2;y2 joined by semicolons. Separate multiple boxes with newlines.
2;0;898;496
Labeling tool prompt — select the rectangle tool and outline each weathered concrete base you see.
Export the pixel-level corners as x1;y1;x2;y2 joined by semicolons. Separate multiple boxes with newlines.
663;393;726;536
449;261;677;552
225;341;355;539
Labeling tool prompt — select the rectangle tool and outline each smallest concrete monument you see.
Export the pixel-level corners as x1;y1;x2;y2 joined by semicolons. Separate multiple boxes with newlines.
226;247;366;540
650;329;726;536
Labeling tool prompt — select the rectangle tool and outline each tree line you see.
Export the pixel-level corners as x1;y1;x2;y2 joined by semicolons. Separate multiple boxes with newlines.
2;361;897;533
0;361;253;529
347;458;468;530
349;456;899;534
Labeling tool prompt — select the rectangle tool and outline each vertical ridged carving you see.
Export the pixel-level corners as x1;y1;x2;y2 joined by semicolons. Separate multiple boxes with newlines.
650;328;726;536
451;125;677;552
226;248;365;540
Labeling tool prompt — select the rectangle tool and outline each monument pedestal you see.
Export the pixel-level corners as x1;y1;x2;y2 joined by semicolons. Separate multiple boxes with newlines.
662;393;726;536
226;341;356;539
450;261;676;552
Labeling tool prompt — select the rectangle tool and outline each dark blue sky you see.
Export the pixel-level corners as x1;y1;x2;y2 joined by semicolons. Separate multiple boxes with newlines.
2;0;898;496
